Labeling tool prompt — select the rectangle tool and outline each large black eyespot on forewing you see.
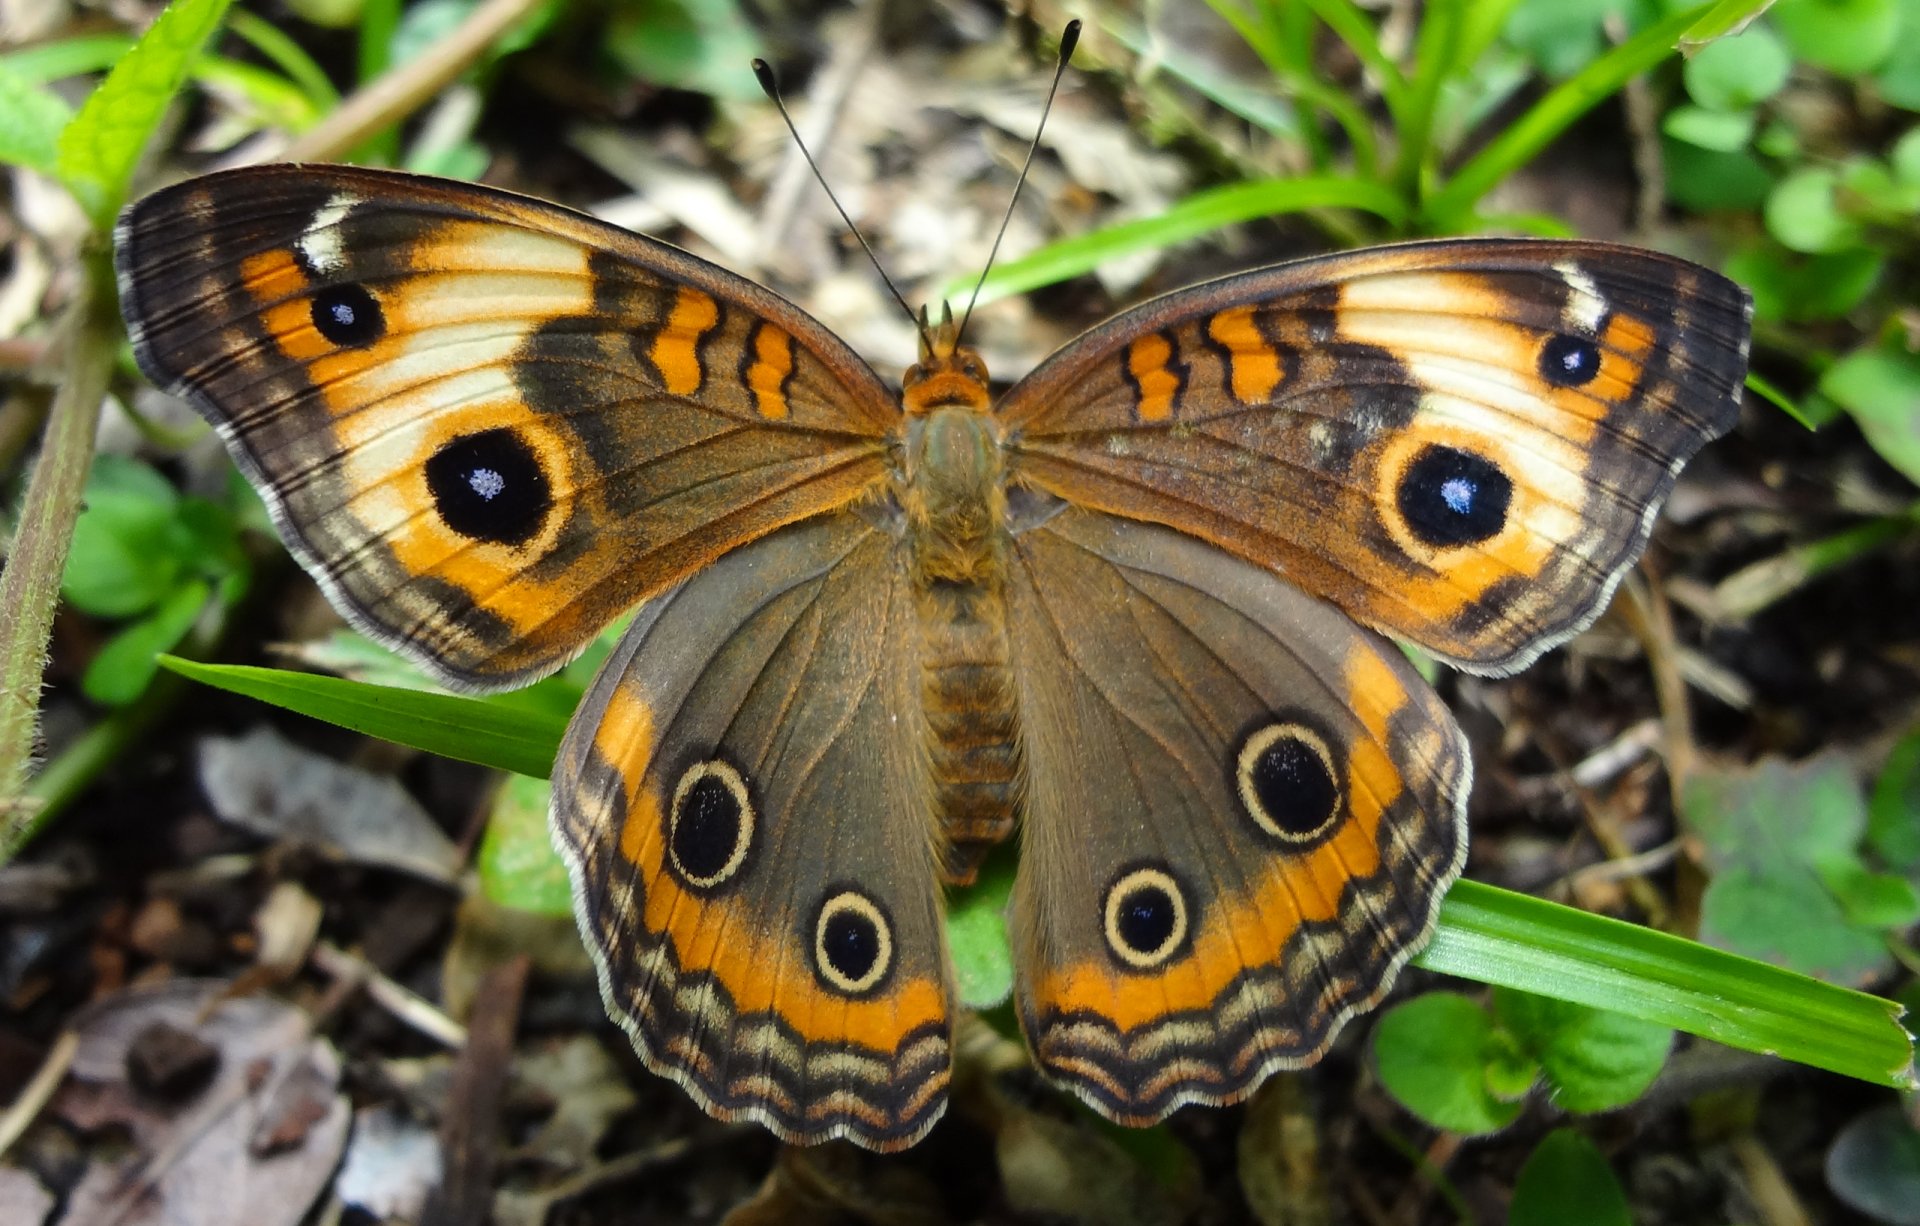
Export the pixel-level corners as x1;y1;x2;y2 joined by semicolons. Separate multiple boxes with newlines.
310;284;384;348
1395;444;1511;549
1539;333;1602;388
424;428;553;546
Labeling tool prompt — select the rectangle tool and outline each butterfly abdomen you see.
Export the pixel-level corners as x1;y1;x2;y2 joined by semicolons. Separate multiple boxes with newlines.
902;407;1023;883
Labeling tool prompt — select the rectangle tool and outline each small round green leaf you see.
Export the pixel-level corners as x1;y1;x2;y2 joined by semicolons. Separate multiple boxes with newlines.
478;773;573;916
1683;26;1792;109
947;856;1015;1009
1771;0;1901;76
1510;1129;1633;1226
1766;167;1866;252
1820;344;1920;486
1826;1105;1920;1225
1664;140;1774;211
1663;104;1757;152
1724;245;1884;322
1373;992;1528;1134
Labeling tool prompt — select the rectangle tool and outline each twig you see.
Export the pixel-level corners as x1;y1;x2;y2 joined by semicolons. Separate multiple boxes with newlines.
311;941;468;1048
422;955;529;1226
0;1029;78;1158
277;0;545;164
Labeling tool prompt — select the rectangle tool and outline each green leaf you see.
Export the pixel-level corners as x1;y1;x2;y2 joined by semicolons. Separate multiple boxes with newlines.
477;773;573;915
1876;0;1920;109
969;177;1409;303
0;64;74;175
1664;139;1774;210
607;0;763;101
1683;25;1792;108
156;657;566;779
1816;860;1920;928
1820;343;1920;486
1724;245;1884;322
1494;989;1671;1113
1685;755;1896;983
1766;168;1870;253
947;852;1015;1009
1869;727;1920;871
81;578;209;707
55;0;237;229
1419;880;1913;1088
1662;104;1756;151
1826;1105;1920;1224
1772;0;1901;76
1374;992;1528;1133
61;455;183;619
1427;2;1716;227
1894;126;1920;186
1509;1129;1632;1226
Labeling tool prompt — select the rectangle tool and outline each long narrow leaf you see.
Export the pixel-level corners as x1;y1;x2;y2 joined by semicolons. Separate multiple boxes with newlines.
56;0;236;227
1423;2;1713;228
969;176;1406;303
157;657;565;780
1420;880;1914;1088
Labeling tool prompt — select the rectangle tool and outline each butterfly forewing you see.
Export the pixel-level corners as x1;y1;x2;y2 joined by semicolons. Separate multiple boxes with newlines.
996;239;1752;674
115;166;901;689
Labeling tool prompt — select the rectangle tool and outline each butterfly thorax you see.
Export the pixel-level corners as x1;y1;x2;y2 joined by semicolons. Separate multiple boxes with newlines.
898;324;1021;884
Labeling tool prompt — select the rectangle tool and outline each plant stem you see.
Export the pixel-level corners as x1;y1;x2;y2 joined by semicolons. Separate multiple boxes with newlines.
0;245;115;855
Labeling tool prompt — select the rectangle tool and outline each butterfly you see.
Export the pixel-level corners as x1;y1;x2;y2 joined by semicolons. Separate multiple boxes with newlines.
115;162;1751;1151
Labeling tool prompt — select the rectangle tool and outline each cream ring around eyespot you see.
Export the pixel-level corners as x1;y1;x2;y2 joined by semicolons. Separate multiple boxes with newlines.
1235;721;1343;844
1102;866;1190;970
813;890;893;995
668;760;756;890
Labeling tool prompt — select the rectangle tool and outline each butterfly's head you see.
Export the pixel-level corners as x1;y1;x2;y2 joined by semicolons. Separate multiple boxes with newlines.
902;302;990;416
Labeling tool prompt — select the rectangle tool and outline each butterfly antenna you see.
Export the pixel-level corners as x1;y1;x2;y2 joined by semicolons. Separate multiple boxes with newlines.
954;19;1081;347
753;57;926;346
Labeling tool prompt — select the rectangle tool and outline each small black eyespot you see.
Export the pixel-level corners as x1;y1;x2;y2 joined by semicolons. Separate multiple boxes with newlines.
1116;885;1176;954
667;761;754;890
310;284;384;347
423;428;553;546
1395;444;1511;549
1540;334;1601;387
812;890;893;995
824;910;879;979
1102;866;1190;969
1237;723;1341;841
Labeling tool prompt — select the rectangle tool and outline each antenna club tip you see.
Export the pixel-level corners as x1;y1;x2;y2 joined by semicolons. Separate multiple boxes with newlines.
751;58;778;97
1060;19;1081;59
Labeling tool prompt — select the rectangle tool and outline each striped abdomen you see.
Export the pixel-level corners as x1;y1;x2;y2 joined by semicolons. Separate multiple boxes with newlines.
916;577;1021;883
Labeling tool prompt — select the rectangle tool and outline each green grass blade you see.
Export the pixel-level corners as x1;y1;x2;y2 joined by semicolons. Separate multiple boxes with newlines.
1420;879;1915;1088
56;0;236;228
1423;1;1713;229
1393;0;1465;197
226;8;340;110
968;176;1407;303
1300;0;1410;124
1680;0;1775;48
158;657;565;780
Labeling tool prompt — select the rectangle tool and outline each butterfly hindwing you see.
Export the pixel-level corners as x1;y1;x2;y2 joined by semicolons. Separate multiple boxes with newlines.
997;239;1752;673
550;507;954;1151
115;166;900;689
1003;502;1469;1123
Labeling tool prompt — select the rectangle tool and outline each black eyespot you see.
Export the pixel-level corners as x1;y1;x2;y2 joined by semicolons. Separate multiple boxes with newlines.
1102;866;1190;969
423;428;552;546
1236;721;1342;842
310;284;383;347
667;761;754;891
812;891;893;995
1540;334;1601;387
1395;444;1511;549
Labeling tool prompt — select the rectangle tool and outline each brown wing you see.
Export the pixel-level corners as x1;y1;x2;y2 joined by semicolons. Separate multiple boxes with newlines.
551;508;953;1151
116;165;899;689
996;239;1751;673
1003;502;1468;1123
